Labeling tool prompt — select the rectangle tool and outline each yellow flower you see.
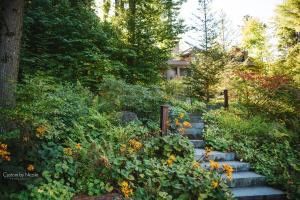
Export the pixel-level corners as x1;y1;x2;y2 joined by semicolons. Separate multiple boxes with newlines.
0;143;10;161
178;113;185;119
36;126;46;138
169;154;176;161
120;180;129;188
183;121;192;128
166;154;176;167
120;180;133;198
192;161;200;169
209;160;220;170
27;164;35;172
63;148;73;156
120;144;127;153
175;119;180;126
223;164;234;181
75;143;81;149
129;139;142;151
166;159;173;167
211;180;219;189
205;147;212;159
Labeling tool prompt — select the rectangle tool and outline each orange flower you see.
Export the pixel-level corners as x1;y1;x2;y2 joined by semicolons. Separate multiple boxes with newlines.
166;154;176;167
211;180;219;189
209;160;220;170
205;147;212;159
223;164;234;181
75;143;81;149
129;139;142;151
183;121;192;128
27;164;35;172
120;180;133;198
0;143;10;161
36;126;46;138
175;119;180;126
192;161;200;169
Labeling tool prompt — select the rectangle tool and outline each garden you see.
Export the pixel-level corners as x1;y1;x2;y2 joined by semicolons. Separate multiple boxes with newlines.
0;0;299;199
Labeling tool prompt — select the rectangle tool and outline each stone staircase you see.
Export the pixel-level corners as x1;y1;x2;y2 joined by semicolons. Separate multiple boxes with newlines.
186;114;286;200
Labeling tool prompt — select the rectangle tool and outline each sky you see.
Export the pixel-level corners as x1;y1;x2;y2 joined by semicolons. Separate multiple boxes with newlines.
179;0;284;49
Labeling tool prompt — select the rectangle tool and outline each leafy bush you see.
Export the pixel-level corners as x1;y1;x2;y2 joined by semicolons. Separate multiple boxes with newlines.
204;108;300;199
0;76;233;200
97;76;165;121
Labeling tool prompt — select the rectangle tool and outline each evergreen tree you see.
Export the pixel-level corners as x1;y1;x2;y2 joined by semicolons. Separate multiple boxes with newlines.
275;0;300;84
218;11;236;51
187;0;218;51
241;16;270;60
186;46;226;102
110;0;185;83
275;0;300;51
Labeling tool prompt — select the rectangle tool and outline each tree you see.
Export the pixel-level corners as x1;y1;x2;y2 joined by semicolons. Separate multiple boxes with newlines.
186;46;226;102
111;0;185;83
187;0;218;51
274;0;300;85
275;0;300;51
241;16;270;60
218;11;236;51
0;0;25;108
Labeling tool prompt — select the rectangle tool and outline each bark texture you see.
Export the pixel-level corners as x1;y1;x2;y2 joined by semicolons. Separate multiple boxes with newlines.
0;0;25;108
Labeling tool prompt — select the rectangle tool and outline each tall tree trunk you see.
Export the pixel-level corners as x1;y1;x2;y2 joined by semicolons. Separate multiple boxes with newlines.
0;0;25;108
115;0;119;16
128;0;136;45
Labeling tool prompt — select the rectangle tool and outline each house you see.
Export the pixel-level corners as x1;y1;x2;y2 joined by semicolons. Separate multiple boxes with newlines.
165;46;195;80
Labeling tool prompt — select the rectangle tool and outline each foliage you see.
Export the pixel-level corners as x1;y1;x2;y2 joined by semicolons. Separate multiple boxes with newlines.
241;16;270;60
275;0;300;51
21;0;133;90
108;0;186;83
0;76;233;199
187;0;218;51
185;46;227;102
97;76;165;121
204;108;300;199
231;67;300;131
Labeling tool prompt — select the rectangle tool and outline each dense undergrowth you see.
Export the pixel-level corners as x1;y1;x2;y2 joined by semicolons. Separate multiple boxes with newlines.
0;76;232;200
204;107;300;199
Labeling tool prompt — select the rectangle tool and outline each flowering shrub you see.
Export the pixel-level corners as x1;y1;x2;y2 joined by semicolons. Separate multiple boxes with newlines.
0;76;233;200
232;69;300;129
204;108;300;199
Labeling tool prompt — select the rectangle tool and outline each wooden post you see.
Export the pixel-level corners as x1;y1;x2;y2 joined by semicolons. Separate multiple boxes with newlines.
160;105;169;134
224;89;229;110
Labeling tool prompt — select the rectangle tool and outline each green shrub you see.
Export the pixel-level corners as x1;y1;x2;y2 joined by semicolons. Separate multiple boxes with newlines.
204;108;300;199
97;76;165;121
1;76;233;199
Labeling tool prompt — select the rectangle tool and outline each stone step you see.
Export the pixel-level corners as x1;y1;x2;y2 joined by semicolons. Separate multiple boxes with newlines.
191;122;204;129
231;186;286;200
222;172;266;188
189;115;202;123
194;149;235;161
190;140;206;148
201;161;251;172
185;127;203;135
